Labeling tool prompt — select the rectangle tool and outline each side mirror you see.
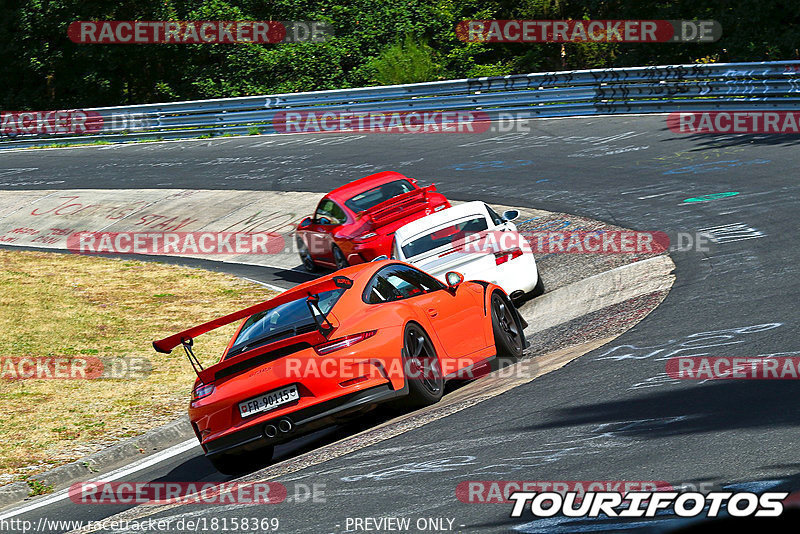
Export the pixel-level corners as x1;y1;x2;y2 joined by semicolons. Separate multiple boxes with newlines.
445;271;464;290
502;209;519;222
299;217;313;228
317;216;332;225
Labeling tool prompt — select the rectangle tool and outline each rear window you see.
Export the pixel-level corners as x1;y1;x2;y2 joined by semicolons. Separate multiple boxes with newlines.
363;264;444;304
400;216;488;259
228;288;345;357
344;179;415;213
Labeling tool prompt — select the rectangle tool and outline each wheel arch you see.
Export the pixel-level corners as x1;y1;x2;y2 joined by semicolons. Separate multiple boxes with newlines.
401;319;440;357
490;288;529;350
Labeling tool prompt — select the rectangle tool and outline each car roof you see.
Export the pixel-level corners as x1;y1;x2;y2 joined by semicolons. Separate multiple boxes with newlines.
326;171;414;203
393;201;490;247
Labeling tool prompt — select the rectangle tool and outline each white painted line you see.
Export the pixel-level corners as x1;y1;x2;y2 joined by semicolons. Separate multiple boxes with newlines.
638;190;681;199
206;257;310;275
241;277;288;293
0;439;199;520
0;191;60;223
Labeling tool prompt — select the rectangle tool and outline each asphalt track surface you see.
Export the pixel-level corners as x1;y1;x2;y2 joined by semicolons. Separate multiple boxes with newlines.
2;115;800;532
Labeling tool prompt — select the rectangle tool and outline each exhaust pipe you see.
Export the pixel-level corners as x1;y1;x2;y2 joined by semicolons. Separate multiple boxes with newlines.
264;424;278;438
278;418;293;433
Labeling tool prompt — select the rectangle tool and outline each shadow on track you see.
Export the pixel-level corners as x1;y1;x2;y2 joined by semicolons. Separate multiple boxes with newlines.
522;380;800;438
658;127;800;150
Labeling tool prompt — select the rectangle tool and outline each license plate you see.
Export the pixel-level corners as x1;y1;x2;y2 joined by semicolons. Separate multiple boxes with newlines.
239;385;299;418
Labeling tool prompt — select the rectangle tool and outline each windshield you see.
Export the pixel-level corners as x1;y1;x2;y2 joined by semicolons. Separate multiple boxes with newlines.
228;288;345;356
400;216;489;259
344;179;415;213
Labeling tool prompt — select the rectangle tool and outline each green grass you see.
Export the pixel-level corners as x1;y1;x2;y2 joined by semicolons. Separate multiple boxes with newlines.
0;249;276;478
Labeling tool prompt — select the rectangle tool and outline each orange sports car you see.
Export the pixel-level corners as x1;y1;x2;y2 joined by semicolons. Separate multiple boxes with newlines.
153;260;527;474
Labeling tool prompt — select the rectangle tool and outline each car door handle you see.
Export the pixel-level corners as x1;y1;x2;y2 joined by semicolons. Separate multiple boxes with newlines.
427;308;438;317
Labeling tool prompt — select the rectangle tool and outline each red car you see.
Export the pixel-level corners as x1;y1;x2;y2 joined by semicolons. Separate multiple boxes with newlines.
153;260;526;474
295;171;450;271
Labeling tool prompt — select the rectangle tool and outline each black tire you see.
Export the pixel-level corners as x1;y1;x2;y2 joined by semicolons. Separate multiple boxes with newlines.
296;236;317;273
491;292;524;359
332;246;349;270
208;445;274;476
399;323;444;408
531;275;545;297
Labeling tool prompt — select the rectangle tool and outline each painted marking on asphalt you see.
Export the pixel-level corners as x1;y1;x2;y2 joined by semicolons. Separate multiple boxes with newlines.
0;191;61;223
0;168;38;177
699;222;766;243
638;191;682;199
0;439;198;521
241;276;290;292
683;192;740;203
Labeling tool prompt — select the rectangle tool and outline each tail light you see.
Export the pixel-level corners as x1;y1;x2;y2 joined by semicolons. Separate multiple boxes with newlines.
192;383;215;401
495;248;523;265
314;331;377;355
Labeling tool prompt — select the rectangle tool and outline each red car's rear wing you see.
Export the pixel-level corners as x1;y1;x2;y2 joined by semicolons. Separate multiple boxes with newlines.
360;185;442;227
152;276;350;354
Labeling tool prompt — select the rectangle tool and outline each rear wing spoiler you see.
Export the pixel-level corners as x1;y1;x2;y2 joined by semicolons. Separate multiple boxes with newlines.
359;185;441;227
152;276;352;354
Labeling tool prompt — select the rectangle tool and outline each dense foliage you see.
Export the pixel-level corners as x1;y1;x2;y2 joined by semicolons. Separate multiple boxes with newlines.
1;0;798;109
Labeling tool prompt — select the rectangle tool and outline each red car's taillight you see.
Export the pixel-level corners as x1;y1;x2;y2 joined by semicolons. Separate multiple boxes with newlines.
314;331;377;355
495;248;523;265
192;383;215;401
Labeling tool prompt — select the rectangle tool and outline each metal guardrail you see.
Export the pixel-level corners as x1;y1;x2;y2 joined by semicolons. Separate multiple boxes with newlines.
2;60;799;149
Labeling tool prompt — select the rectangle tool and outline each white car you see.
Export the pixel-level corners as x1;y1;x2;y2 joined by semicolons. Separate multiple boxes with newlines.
391;201;542;301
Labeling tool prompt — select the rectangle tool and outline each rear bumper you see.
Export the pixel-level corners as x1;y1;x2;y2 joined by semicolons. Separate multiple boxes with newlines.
203;383;405;458
493;253;539;295
346;239;390;264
